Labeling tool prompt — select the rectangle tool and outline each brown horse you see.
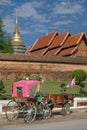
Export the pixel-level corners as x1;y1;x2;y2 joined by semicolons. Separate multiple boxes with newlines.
47;94;74;115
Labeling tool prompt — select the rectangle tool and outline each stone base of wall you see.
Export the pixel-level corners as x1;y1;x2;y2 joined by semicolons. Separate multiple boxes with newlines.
0;71;72;81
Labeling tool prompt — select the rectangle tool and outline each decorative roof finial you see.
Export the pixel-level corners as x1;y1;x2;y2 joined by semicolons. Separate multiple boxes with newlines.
46;30;48;35
16;9;18;25
15;9;19;33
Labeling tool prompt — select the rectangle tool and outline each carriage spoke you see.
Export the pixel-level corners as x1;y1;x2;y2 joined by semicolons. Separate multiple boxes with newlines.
24;101;36;123
5;100;19;121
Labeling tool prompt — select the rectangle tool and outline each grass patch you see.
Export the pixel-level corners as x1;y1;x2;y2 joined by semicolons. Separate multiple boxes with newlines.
41;81;63;94
1;80;87;98
41;81;81;95
3;80;14;96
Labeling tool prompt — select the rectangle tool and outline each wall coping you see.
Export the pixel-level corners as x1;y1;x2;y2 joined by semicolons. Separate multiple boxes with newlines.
0;53;87;65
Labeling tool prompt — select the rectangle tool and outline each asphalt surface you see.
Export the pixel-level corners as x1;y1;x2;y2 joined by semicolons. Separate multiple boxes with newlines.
1;119;87;130
0;109;87;127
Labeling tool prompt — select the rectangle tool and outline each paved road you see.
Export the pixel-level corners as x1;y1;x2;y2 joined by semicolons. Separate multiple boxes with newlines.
0;119;87;130
0;109;87;129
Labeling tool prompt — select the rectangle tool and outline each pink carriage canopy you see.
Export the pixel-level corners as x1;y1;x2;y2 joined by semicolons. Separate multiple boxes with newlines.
12;80;40;97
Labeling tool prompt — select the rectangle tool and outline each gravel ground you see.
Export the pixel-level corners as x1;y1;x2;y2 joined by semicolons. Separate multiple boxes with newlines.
0;109;87;127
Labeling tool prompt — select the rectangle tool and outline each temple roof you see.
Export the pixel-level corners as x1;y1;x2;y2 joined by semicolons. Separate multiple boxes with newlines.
49;31;70;49
30;31;58;51
62;32;85;48
26;31;87;57
46;47;61;56
26;44;33;55
58;46;78;57
30;48;48;55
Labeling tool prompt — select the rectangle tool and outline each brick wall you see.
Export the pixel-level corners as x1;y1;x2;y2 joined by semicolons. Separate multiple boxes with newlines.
0;54;87;81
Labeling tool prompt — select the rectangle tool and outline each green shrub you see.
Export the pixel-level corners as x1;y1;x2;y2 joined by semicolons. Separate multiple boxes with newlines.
72;70;87;96
60;82;66;94
0;95;11;100
72;69;87;84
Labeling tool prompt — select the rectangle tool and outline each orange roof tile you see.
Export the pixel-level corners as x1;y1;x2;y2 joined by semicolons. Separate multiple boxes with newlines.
29;48;48;55
49;32;70;49
46;47;62;56
46;48;59;56
26;44;33;54
26;31;87;57
62;32;85;48
30;31;58;51
58;46;78;56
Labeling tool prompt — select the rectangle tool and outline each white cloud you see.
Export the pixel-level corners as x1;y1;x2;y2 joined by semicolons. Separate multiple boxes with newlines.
3;15;15;34
16;1;50;23
1;0;87;42
53;20;73;26
53;0;85;15
0;0;14;6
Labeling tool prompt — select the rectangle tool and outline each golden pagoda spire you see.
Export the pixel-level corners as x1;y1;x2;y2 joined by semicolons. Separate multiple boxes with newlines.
12;9;23;45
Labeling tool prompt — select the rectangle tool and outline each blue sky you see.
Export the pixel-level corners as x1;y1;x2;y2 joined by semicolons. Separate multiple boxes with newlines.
0;0;87;48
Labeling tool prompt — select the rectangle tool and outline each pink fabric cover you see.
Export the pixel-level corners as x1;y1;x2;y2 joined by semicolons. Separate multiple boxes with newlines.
12;80;40;97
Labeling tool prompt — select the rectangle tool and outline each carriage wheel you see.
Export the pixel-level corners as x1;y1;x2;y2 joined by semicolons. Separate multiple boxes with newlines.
61;106;66;116
24;101;36;123
5;100;19;121
43;105;52;119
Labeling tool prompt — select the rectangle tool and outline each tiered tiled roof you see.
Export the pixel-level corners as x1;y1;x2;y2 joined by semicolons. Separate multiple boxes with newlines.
26;31;58;55
46;32;70;56
62;32;85;48
58;46;78;57
49;32;70;49
26;31;87;57
59;32;87;57
26;44;33;55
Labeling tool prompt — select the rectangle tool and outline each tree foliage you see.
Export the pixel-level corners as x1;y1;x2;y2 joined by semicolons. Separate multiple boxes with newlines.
0;17;13;53
72;69;87;84
0;17;4;50
60;82;66;94
72;69;87;96
0;80;6;96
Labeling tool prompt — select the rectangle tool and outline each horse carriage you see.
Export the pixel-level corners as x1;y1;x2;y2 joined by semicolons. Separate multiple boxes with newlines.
5;80;53;123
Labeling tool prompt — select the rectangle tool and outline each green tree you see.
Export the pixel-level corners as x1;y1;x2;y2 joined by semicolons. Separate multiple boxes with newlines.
1;35;13;53
72;69;87;84
0;17;4;50
0;80;6;96
72;70;87;96
60;82;66;95
0;17;13;53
